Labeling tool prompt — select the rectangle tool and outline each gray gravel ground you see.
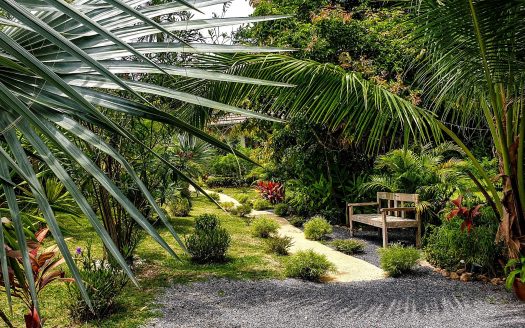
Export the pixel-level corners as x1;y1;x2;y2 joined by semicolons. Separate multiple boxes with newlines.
329;225;417;267
147;224;525;328
147;272;525;328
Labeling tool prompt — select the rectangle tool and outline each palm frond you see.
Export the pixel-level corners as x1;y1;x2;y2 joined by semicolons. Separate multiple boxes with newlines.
196;54;442;153
0;0;290;313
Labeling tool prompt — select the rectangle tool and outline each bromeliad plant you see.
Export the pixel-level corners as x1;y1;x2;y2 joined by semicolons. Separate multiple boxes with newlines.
255;181;285;204
0;228;72;328
0;0;290;318
447;196;482;233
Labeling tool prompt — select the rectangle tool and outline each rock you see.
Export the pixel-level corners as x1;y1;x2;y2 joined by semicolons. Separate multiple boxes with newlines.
450;272;460;280
477;274;489;282
457;269;466;275
491;278;501;286
460;273;472;282
441;270;450;278
433;267;441;273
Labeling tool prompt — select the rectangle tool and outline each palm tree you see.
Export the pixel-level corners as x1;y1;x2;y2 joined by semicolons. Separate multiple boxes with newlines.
204;0;525;257
0;0;290;318
362;142;473;223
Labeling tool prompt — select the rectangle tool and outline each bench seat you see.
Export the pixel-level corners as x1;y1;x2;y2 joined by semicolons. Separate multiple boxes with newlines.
347;192;421;248
351;214;420;229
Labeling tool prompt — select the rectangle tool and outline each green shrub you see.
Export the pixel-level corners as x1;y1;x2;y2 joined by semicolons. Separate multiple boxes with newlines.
231;203;252;217
167;196;191;217
206;176;250;188
379;244;420;277
253;199;272;210
221;201;235;212
251;217;280;238
67;246;128;322
303;216;333;240
211;153;253;176
285;250;336;282
208;192;221;202
237;194;251;204
274;203;289;216
331;239;365;255
424;218;501;271
186;229;231;263
288;216;306;228
186;215;230;263
266;236;294;255
194;214;220;231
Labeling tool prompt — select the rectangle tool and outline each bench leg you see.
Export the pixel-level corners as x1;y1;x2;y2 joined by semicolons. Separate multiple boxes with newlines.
348;206;353;237
416;222;422;248
382;227;388;248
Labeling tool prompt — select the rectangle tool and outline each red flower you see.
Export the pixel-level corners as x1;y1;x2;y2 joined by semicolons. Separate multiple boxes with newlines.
255;181;285;204
447;196;482;232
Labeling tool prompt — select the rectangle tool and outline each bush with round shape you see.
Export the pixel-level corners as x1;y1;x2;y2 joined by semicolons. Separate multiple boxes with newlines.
266;236;294;255
194;214;220;231
186;214;230;263
221;201;235;212
185;228;231;264
285;250;336;282
253;199;272;210
274;203;289;216
251;217;280;238
231;203;252;217
379;243;420;277
288;216;306;228
237;194;251;204
331;239;365;255
304;216;333;240
167;196;191;217
208;192;221;202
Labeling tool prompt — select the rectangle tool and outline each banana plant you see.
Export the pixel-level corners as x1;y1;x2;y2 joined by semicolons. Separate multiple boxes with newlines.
0;0;292;317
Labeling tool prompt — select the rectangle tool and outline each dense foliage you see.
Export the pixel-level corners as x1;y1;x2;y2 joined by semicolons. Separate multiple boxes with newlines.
251;217;280;238
285;250;336;281
303;216;333;241
186;214;231;264
379;244;421;277
424;207;502;273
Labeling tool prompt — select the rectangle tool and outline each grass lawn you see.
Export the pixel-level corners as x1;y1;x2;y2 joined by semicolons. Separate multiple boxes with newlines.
1;195;285;327
211;186;260;202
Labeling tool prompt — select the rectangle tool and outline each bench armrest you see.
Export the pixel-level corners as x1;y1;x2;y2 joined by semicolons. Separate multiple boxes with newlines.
380;207;416;213
348;202;378;207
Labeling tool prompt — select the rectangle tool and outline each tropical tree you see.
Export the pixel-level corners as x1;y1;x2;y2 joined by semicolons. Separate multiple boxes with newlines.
0;0;290;320
204;0;525;257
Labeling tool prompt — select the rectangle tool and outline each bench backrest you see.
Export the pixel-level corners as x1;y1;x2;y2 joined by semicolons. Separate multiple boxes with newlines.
376;192;419;218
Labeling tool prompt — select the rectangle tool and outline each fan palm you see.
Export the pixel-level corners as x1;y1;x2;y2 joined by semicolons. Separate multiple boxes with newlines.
0;0;291;319
205;0;525;258
362;143;472;222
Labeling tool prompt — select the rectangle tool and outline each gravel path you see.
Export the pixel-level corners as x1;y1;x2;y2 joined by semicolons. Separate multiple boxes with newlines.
330;226;417;267
158;191;525;327
146;272;525;328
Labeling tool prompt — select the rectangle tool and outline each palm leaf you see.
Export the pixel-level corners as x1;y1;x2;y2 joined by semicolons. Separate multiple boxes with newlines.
0;0;290;314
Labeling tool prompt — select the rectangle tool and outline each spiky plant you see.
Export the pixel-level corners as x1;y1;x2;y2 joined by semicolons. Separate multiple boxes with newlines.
0;0;291;319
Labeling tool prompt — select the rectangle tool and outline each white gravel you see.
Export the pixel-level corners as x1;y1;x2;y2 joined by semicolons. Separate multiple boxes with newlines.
146;272;525;328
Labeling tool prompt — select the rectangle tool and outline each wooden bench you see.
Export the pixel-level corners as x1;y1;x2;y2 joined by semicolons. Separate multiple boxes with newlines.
347;192;421;248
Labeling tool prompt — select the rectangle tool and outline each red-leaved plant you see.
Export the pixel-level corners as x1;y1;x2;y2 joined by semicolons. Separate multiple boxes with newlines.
1;228;72;328
447;196;482;232
255;181;285;204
